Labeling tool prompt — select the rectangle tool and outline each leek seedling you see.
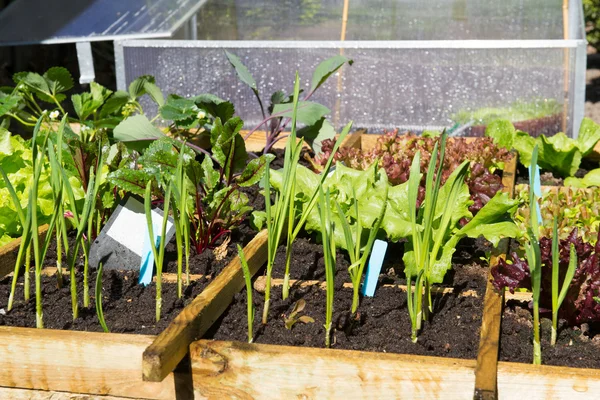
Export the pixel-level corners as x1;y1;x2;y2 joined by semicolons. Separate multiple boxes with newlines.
280;121;351;300
550;216;577;346
237;244;254;343
144;180;173;322
261;74;304;323
170;143;190;297
335;186;388;314
406;131;469;342
318;187;336;348
261;73;351;322
0;166;32;310
80;144;106;307
526;145;542;365
60;160;100;320
95;261;109;333
1;116;58;326
29;117;61;327
49;117;103;318
47;116;68;289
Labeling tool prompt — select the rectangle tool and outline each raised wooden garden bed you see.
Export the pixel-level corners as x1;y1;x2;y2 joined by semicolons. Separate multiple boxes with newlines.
187;131;522;399
5;131;598;399
0;226;268;399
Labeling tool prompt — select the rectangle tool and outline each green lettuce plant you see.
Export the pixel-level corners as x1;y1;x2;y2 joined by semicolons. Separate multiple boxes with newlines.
514;184;600;243
486;118;600;177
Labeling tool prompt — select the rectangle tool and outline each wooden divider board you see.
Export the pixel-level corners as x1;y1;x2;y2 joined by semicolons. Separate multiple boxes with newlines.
473;153;517;400
0;225;47;278
142;229;269;382
191;340;476;399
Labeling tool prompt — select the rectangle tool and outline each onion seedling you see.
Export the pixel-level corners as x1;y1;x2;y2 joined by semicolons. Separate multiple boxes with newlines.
237;244;254;343
335;185;387;314
318;187;336;348
525;145;542;365
1;116;59;326
0;167;32;310
261;73;351;322
280;122;351;301
60;161;99;320
170;142;191;297
261;74;304;323
80;144;106;307
95;261;109;332
144;180;172;322
550;216;577;346
406;131;469;342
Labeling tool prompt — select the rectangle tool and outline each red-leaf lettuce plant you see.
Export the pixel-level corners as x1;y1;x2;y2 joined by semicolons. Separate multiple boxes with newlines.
316;130;511;215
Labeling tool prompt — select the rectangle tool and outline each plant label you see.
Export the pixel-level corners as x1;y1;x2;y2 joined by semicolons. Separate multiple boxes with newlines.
89;195;175;272
528;163;543;224
362;239;388;297
139;234;161;286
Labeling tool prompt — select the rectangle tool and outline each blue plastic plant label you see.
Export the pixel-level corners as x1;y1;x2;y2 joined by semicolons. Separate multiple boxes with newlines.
139;234;161;286
528;163;543;225
362;239;388;297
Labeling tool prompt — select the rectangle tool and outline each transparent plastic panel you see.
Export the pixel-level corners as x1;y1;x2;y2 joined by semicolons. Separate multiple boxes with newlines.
193;0;565;41
0;0;208;45
123;44;570;135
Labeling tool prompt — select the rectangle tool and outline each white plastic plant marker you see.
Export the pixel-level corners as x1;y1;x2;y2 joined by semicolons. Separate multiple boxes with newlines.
528;163;543;224
362;239;388;297
89;195;175;272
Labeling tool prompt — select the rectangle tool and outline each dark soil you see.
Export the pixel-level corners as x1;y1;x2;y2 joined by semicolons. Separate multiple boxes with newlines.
0;184;261;333
273;233;493;288
500;300;600;369
0;269;210;334
515;158;597;186
205;234;488;360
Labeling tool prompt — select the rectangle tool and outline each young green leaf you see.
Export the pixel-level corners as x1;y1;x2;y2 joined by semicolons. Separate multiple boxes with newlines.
225;51;258;93
310;55;352;93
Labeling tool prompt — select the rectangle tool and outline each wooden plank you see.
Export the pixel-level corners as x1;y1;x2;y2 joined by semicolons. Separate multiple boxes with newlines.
0;386;138;400
243;129;365;153
0;327;187;399
497;361;600;400
142;229;269;382
35;266;210;284
0;225;48;279
339;128;364;149
359;134;496;152
252;276;478;298
190;340;476;399
474;153;517;400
